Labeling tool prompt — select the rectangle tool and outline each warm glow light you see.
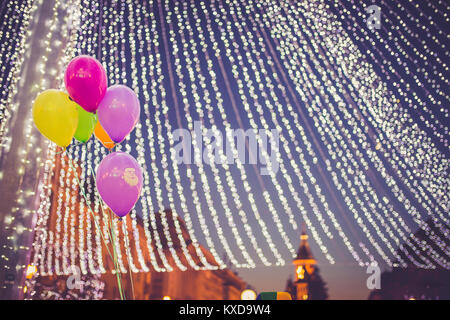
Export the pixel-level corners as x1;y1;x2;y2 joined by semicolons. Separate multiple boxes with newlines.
25;264;37;279
302;294;308;300
241;289;257;300
163;296;171;300
296;265;305;280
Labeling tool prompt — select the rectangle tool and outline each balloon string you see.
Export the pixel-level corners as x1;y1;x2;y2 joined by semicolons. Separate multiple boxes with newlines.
66;153;114;261
99;199;125;300
88;152;125;300
66;149;125;300
107;209;125;300
122;220;136;300
93;164;125;301
100;197;125;300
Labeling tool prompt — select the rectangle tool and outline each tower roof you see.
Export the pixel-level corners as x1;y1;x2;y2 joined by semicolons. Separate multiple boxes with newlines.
294;225;315;261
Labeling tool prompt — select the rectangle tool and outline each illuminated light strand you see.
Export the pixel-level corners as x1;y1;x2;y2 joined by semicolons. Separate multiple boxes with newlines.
224;0;362;263
183;0;275;267
169;1;252;268
69;149;87;274
28;0;81;277
266;0;448;266
131;0;208;272
73;0;109;275
217;0;311;243
84;1;114;273
255;0;410;264
80;143;105;274
91;1;130;274
301;0;449;265
2;0;59;282
70;0;127;275
425;0;449;19
159;0;231;269
202;0;287;265
106;0;187;273
381;0;449;111
12;0;448;281
269;0;415;265
76;144;97;274
226;0;375;264
340;0;449;130
207;0;300;265
364;0;449;210
89;143;107;274
63;2;94;276
99;2;126;274
298;0;450;243
33;146;57;276
178;0;277;267
32;148;56;277
327;1;450;215
135;0;180;272
133;0;177;272
332;0;449;209
72;2;105;276
191;0;273;267
0;0;34;148
223;0;346;263
131;0;192;271
61;155;73;275
132;0;170;272
119;0;151;273
268;0;446;264
53;154;66;275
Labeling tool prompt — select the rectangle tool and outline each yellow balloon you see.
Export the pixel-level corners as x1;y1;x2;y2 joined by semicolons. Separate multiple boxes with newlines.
32;90;79;148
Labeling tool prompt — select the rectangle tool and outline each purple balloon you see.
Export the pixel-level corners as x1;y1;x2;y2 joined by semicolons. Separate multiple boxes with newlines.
64;55;107;113
96;152;143;218
97;85;140;143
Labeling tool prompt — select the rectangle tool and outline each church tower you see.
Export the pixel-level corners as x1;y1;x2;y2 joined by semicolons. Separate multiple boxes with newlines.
292;225;316;300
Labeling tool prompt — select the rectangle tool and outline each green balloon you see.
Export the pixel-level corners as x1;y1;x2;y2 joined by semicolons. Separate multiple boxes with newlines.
74;106;97;143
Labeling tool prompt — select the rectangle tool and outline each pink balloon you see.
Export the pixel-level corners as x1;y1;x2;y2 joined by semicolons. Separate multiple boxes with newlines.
96;152;143;218
97;85;140;143
64;55;107;113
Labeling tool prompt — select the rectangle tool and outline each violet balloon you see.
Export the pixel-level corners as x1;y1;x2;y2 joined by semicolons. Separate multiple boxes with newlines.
97;85;140;143
96;152;143;218
64;55;107;113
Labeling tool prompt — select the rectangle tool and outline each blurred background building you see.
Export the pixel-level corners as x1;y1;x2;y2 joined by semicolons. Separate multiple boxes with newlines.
285;227;328;300
24;155;247;300
369;219;450;300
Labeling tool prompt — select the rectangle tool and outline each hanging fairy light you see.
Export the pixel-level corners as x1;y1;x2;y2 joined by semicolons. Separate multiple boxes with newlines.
0;0;446;296
255;0;448;266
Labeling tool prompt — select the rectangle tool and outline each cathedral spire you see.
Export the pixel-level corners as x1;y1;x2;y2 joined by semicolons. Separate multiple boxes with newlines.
291;224;317;300
294;224;315;262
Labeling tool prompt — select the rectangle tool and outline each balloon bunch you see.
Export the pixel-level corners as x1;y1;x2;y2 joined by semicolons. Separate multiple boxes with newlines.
33;55;143;220
33;55;143;299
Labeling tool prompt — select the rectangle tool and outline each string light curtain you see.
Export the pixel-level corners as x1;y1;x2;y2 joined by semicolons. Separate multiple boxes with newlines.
0;0;448;287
